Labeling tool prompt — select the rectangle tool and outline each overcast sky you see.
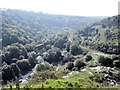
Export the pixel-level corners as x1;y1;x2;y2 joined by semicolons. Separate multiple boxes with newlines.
0;0;119;16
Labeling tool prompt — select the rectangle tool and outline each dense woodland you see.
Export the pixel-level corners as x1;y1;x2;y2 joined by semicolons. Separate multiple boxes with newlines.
0;9;120;88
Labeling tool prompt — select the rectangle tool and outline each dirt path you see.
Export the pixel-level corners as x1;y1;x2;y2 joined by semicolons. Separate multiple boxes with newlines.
68;37;111;57
79;45;111;57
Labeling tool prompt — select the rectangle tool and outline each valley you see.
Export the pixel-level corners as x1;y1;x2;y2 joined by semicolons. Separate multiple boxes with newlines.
0;9;120;89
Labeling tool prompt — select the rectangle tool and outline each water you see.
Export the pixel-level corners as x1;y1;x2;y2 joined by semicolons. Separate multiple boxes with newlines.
56;61;62;71
19;71;34;84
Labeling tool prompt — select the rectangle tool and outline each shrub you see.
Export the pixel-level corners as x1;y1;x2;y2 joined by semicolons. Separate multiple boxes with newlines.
11;63;20;78
66;62;74;70
85;55;92;61
19;55;25;60
7;46;20;59
45;45;51;50
70;44;83;55
102;24;106;28
54;38;66;49
11;58;18;63
3;52;15;64
43;48;62;63
28;56;36;68
34;62;51;71
16;59;31;73
74;59;86;69
36;56;44;63
34;64;45;71
98;56;113;67
30;51;37;59
2;64;15;83
113;60;120;68
111;55;119;60
63;53;74;63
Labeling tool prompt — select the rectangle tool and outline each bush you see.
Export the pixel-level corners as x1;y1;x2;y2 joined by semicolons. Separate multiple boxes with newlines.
16;59;31;73
29;51;37;59
85;55;92;61
36;56;44;63
11;63;20;78
43;48;62;63
63;53;74;63
2;43;28;64
98;56;113;67
34;64;45;71
54;38;66;49
74;59;86;69
70;44;83;55
3;51;18;64
7;46;20;59
65;41;71;52
111;55;119;60
11;58;18;63
34;62;51;71
19;55;25;60
102;24;106;28
66;62;74;70
113;60;120;68
45;45;51;50
2;64;15;83
28;56;36;68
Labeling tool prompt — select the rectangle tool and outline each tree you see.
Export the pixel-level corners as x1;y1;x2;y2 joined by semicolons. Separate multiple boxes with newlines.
102;24;106;28
11;58;18;63
14;43;28;58
45;44;51;50
85;55;92;61
2;52;13;64
34;64;45;71
65;41;71;52
98;56;113;67
2;43;28;64
2;33;19;47
111;55;119;60
2;53;10;64
11;63;20;78
54;38;66;49
28;51;37;60
16;59;31;73
74;59;86;69
113;60;120;68
34;62;51;71
28;56;36;68
66;62;74;70
70;44;83;55
43;47;62;63
25;44;35;52
19;55;25;60
63;53;74;63
36;56;44;63
7;45;20;59
2;64;15;83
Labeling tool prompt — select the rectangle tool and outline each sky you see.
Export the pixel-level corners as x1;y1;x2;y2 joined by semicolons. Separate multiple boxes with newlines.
0;0;119;16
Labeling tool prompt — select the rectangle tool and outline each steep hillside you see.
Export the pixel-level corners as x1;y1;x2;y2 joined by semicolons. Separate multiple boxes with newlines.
1;9;104;47
2;9;103;30
79;16;119;54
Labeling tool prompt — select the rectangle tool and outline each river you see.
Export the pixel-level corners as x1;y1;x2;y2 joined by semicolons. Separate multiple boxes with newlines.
19;71;34;84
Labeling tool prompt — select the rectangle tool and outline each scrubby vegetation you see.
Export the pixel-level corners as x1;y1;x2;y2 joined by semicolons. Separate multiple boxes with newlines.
1;9;120;89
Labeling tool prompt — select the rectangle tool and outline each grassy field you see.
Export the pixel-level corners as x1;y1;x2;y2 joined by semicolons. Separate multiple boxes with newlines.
26;71;99;88
2;69;120;89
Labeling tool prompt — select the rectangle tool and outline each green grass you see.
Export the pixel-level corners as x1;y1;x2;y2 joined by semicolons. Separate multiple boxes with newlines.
2;67;120;89
29;71;100;88
2;84;26;89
